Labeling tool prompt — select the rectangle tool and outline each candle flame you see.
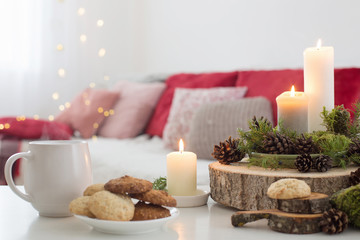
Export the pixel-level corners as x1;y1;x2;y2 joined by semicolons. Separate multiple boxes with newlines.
316;39;322;49
290;85;295;97
179;139;184;153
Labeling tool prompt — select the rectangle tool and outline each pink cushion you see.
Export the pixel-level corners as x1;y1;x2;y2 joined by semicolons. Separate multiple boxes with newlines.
163;87;247;150
145;71;239;137
55;88;119;138
98;81;166;138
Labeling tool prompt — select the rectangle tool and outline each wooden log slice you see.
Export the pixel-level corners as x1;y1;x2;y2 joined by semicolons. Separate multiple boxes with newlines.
209;161;356;210
268;211;323;234
232;209;323;234
275;192;330;214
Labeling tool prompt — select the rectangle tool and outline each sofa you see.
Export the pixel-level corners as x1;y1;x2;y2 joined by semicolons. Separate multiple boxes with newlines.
1;68;360;186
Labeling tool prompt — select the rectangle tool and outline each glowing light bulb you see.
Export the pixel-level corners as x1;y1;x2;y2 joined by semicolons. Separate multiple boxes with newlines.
78;8;85;16
104;111;110;117
80;34;87;43
17;116;26;121
59;105;65;111
56;44;64;51
48;115;54;121
98;48;106;57
65;102;71;108
33;115;39;120
52;92;59;100
58;68;66;78
89;82;96;88
93;123;99;129
97;107;104;113
97;19;104;27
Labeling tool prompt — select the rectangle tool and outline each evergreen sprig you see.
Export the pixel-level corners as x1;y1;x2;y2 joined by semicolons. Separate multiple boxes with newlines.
153;176;167;191
277;119;299;142
321;101;360;138
321;105;351;136
237;116;273;154
349;100;360;137
308;131;352;167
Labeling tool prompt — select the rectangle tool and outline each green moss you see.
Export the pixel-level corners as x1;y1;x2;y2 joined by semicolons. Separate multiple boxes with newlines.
330;184;360;228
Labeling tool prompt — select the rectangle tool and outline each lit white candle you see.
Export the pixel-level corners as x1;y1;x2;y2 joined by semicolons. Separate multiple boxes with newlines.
304;39;334;132
167;139;197;196
276;86;309;133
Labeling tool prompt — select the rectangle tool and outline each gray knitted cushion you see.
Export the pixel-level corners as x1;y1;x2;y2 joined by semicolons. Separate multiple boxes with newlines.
187;97;273;160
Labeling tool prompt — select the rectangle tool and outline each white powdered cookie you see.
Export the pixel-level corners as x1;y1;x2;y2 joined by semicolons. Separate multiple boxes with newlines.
267;178;311;199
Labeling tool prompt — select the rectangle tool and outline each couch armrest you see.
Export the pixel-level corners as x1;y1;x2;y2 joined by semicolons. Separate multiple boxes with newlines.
187;97;273;160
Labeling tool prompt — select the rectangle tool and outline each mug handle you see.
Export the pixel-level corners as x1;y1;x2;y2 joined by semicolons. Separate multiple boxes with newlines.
4;151;32;202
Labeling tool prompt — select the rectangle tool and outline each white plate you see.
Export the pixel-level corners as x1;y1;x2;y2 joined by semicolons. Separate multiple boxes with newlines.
173;189;210;208
74;207;179;235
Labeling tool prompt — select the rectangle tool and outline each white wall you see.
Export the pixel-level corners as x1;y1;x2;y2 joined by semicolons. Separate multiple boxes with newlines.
141;0;360;72
1;0;360;118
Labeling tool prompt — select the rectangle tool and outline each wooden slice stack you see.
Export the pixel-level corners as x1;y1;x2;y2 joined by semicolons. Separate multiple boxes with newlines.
231;192;329;234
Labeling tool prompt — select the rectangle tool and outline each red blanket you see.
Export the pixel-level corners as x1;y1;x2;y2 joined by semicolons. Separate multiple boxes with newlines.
0;135;21;185
0;117;73;185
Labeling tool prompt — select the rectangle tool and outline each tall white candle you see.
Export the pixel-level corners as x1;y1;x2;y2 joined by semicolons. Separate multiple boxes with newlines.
167;139;197;196
276;86;309;134
304;39;334;132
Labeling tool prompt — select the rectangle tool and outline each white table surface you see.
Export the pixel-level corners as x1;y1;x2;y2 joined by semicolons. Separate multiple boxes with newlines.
0;186;358;240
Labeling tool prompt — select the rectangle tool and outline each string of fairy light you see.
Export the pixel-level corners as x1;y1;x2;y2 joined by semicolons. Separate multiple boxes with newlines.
1;1;113;136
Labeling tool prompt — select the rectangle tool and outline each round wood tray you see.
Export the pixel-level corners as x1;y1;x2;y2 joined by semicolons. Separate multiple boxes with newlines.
209;161;356;210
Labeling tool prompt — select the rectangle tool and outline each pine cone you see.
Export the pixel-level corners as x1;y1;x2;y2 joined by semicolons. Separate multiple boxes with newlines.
251;116;272;130
349;168;360;186
295;154;313;172
294;134;319;154
212;136;245;165
263;132;294;154
319;208;348;234
347;138;360;156
314;155;333;172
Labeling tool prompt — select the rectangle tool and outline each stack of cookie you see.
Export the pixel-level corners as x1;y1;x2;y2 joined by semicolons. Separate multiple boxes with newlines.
69;175;177;221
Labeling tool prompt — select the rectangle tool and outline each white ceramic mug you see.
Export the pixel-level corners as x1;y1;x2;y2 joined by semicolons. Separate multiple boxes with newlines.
5;140;92;217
